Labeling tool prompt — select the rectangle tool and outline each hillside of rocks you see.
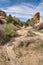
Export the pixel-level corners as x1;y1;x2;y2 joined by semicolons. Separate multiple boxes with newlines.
0;10;43;30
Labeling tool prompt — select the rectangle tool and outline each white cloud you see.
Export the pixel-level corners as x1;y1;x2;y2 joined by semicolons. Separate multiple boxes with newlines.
2;3;35;18
1;2;43;21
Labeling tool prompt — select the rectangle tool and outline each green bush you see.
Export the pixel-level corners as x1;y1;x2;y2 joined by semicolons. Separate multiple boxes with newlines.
6;15;23;27
0;35;10;45
6;15;14;23
25;18;37;27
0;25;18;45
4;25;18;37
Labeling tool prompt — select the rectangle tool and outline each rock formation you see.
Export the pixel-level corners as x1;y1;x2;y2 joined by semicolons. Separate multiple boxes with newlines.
0;10;7;24
31;12;40;28
33;12;40;21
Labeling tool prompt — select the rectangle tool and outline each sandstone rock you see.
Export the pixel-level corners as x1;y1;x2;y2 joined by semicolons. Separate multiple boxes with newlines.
33;12;40;21
0;10;6;17
0;10;7;24
31;12;40;28
0;19;7;24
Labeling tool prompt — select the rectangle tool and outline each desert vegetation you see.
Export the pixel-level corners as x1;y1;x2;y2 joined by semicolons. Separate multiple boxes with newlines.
0;24;18;45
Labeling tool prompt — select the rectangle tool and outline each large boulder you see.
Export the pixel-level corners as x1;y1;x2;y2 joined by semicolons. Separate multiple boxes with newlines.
0;10;6;17
33;12;40;21
0;10;7;24
0;19;7;24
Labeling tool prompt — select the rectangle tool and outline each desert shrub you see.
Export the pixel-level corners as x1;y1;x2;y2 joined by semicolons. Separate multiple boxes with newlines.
4;25;18;37
0;35;10;45
6;15;14;23
18;41;24;48
25;22;29;27
28;19;35;26
25;19;30;27
25;18;36;27
32;39;43;50
13;18;23;26
0;25;18;45
6;15;23;27
15;38;35;48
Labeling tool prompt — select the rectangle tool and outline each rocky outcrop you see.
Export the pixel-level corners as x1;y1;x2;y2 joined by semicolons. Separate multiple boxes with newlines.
31;12;40;28
33;12;40;21
0;10;6;17
0;10;7;24
0;19;7;24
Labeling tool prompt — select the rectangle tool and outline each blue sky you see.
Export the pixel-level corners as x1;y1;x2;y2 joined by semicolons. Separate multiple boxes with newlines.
0;0;43;21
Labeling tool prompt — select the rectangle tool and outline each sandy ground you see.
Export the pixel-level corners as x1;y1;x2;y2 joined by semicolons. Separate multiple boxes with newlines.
0;28;43;65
